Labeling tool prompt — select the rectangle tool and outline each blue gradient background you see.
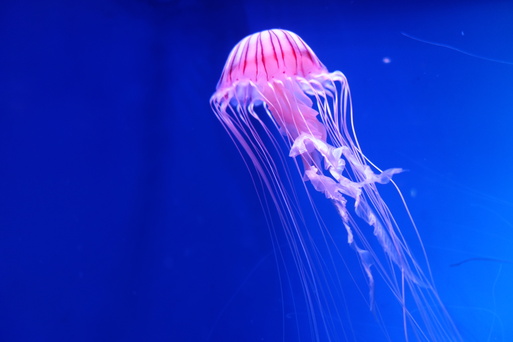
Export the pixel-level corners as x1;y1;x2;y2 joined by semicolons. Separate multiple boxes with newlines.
1;0;512;341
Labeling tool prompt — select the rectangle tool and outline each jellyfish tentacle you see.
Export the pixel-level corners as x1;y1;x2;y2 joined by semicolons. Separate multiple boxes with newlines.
289;133;426;289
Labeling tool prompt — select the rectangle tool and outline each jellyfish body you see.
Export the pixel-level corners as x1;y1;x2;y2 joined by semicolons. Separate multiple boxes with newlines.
211;29;461;341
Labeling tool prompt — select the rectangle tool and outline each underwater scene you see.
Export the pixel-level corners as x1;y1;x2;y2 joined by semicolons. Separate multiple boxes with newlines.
1;0;512;341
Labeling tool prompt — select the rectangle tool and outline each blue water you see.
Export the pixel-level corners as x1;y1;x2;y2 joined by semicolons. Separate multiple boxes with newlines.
1;0;512;341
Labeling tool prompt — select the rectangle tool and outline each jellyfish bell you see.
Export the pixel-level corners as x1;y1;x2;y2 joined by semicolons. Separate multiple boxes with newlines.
215;29;329;142
210;29;461;341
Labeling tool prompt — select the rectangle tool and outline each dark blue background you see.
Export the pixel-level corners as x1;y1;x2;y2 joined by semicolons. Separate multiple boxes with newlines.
1;0;512;341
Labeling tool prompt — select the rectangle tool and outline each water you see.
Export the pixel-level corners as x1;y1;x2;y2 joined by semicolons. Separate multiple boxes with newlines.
1;0;512;341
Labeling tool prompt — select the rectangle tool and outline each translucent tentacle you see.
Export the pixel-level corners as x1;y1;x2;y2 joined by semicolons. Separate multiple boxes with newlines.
289;133;425;293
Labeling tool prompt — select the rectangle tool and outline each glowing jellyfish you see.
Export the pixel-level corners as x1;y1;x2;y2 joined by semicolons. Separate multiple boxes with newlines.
210;29;461;341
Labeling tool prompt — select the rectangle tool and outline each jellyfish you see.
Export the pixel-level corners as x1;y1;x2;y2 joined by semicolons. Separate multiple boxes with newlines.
210;29;461;341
